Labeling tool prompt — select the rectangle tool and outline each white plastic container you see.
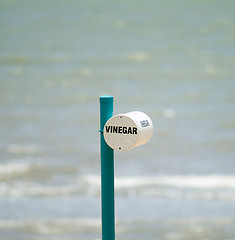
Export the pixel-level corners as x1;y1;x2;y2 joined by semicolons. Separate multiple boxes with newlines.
103;111;153;151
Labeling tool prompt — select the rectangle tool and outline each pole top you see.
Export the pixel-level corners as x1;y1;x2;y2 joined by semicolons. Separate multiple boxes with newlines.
100;95;114;103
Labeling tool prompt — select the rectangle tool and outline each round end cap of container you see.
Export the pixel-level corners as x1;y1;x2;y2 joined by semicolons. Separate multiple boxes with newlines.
103;114;138;151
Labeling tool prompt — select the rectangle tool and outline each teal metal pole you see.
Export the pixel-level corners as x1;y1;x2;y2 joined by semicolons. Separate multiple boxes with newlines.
99;95;115;240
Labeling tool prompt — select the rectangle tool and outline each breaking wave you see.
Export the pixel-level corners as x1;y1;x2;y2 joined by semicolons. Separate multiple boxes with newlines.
85;175;235;189
1;168;235;200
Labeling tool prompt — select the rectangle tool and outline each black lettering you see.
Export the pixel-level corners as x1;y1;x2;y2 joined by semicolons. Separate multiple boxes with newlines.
106;126;138;134
105;126;111;133
113;126;118;133
133;127;137;134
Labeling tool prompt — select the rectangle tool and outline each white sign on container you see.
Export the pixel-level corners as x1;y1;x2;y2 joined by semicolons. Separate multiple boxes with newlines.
103;111;153;151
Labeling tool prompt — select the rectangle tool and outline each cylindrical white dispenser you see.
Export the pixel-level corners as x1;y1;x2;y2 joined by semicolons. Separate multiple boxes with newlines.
103;111;153;151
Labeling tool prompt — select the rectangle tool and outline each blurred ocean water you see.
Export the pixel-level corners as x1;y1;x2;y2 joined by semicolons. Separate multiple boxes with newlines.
0;0;235;239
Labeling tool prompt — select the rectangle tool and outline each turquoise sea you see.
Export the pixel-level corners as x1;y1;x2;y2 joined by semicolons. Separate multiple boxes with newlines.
1;0;235;239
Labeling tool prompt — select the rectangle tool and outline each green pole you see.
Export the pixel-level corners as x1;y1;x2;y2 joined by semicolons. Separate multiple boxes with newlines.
99;95;115;240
